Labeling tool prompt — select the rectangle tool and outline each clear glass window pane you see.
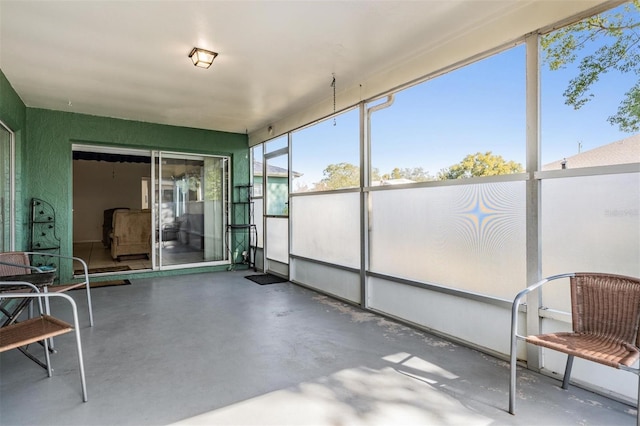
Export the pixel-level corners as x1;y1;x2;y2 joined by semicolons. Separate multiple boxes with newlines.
265;154;289;216
541;3;639;169
371;45;526;183
157;153;228;266
291;108;360;192
252;144;264;198
265;135;287;154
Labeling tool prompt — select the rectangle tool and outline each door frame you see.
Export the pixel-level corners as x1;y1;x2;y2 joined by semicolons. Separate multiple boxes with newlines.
263;146;290;277
0;120;15;251
71;144;231;273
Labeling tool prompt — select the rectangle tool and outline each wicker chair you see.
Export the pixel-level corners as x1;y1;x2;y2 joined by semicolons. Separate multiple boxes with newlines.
0;251;94;327
509;273;640;424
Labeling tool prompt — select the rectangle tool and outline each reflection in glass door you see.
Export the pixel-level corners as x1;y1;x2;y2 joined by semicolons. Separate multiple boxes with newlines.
0;123;13;251
154;152;228;268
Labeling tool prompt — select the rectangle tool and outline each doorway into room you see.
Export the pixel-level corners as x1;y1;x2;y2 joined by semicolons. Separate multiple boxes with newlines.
72;145;230;275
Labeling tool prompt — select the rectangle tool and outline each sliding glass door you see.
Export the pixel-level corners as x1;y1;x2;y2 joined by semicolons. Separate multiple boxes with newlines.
154;152;229;268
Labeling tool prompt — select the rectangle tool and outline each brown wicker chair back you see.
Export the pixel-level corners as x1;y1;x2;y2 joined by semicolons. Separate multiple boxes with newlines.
0;252;32;276
571;273;640;351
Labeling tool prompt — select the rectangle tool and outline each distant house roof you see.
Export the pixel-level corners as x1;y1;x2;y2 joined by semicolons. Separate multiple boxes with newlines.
543;134;640;170
253;161;302;178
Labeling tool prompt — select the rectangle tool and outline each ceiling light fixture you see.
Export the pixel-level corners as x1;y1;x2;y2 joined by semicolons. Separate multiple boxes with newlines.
189;47;218;69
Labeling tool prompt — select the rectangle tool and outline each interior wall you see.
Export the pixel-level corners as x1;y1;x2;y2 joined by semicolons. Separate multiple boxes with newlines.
73;159;150;242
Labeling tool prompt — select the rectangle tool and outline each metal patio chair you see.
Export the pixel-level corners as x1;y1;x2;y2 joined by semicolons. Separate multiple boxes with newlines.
509;272;640;425
0;251;94;327
0;281;88;402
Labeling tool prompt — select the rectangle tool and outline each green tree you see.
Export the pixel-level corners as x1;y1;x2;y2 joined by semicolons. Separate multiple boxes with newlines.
541;1;640;132
315;163;434;190
438;152;524;180
381;167;433;182
204;157;224;200
372;167;382;182
315;162;360;190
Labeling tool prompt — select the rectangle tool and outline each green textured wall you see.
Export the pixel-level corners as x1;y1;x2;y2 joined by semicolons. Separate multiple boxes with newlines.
0;70;26;131
24;108;249;281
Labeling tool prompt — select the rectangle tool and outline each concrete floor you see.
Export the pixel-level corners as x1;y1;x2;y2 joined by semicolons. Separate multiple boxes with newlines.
0;271;636;425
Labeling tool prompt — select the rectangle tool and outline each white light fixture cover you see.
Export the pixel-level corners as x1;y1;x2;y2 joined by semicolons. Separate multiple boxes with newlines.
189;47;218;69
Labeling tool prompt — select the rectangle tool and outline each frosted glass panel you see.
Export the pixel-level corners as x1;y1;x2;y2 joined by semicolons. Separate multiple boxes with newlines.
266;217;288;263
291;192;360;268
253;198;264;248
542;173;640;310
370;181;526;299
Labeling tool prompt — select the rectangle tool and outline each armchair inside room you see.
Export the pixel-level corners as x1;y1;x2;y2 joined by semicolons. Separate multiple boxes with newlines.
110;209;152;261
0;251;94;327
102;207;129;248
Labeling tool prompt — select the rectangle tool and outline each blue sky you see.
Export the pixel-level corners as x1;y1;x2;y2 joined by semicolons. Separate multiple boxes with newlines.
280;3;637;188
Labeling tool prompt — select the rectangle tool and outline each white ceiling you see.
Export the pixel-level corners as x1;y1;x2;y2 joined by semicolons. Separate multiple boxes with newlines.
0;1;612;142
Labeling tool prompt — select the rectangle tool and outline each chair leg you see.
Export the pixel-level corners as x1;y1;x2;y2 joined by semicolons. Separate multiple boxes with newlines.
42;287;58;350
84;282;94;327
42;335;53;378
562;354;574;390
509;336;518;414
636;373;639;426
73;318;88;402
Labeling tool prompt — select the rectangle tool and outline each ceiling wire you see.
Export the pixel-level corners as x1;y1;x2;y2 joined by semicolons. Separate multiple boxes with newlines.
331;73;336;126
